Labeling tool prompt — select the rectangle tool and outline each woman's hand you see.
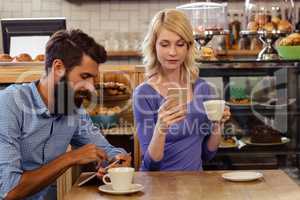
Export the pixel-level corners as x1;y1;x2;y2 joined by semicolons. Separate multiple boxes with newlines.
221;106;231;123
155;98;187;134
211;106;231;135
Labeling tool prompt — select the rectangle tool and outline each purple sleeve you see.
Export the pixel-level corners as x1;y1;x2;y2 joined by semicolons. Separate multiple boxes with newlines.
196;79;218;162
202;135;217;162
133;86;162;171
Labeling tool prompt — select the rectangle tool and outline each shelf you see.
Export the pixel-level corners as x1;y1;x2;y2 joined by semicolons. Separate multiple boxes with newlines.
229;104;287;110
106;50;261;58
107;51;141;58
216;50;261;57
99;94;131;101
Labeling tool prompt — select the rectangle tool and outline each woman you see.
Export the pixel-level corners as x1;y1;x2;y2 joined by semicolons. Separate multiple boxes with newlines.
133;9;230;171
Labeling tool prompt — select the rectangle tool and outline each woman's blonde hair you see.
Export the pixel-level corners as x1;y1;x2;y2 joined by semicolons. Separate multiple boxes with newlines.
142;9;199;84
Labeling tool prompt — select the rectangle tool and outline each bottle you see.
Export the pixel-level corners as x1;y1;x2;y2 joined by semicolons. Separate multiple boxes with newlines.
239;34;251;50
284;8;291;23
229;13;241;50
238;13;251;50
277;8;282;20
225;13;232;49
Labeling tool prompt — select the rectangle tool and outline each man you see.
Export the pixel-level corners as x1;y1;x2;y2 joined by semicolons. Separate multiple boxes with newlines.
0;29;131;200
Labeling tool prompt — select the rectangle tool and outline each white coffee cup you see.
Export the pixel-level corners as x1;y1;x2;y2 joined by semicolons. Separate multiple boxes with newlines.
203;100;226;121
102;167;134;191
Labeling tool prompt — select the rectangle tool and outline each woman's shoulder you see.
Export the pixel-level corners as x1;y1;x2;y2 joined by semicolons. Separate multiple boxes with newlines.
194;78;210;87
194;78;214;95
134;82;158;96
133;82;162;111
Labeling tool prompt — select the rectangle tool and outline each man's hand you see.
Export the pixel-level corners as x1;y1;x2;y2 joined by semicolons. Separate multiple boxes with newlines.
5;144;108;200
97;153;132;177
114;153;132;167
69;144;108;165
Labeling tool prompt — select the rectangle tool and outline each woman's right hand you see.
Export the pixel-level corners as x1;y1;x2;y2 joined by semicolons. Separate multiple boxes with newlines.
155;98;187;134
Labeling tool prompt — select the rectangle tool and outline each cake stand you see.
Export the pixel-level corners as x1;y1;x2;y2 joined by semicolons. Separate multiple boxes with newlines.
240;30;290;60
194;29;229;49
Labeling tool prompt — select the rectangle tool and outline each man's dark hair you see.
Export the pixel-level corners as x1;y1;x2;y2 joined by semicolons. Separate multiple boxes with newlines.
45;29;107;73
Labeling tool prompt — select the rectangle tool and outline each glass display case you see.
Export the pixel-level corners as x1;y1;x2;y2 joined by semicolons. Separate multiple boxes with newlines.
241;0;296;60
244;0;295;32
197;60;300;170
176;2;229;48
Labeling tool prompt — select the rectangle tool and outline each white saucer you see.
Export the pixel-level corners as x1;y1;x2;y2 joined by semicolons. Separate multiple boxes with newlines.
222;171;263;182
98;183;144;195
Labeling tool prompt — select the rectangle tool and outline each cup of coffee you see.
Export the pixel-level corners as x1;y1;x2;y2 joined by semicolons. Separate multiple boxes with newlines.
203;100;226;121
102;167;134;191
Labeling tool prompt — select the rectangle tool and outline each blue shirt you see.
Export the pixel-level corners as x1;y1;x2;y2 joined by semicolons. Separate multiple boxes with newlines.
0;82;125;200
133;79;217;171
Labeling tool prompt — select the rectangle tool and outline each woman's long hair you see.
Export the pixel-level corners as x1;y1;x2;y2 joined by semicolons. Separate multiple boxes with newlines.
142;9;199;84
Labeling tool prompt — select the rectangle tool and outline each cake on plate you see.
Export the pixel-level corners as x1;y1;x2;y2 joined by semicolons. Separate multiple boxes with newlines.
250;126;281;143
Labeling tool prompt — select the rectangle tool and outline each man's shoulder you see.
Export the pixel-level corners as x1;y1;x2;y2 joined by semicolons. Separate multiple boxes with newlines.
0;83;34;108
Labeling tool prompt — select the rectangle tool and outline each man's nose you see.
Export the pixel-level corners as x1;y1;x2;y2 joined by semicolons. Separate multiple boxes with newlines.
84;78;96;92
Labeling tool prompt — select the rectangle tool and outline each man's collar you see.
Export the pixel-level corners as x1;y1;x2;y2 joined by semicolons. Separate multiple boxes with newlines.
29;81;52;117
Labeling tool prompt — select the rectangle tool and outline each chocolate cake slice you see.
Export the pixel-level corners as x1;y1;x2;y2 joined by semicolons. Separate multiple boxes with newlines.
251;126;281;143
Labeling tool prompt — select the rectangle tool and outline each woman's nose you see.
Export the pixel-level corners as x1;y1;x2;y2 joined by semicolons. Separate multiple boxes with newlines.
169;45;177;56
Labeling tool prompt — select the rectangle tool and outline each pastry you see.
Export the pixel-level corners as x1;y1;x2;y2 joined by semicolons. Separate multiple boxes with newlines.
271;16;280;26
251;126;281;143
15;53;32;62
263;23;275;32
277;20;292;32
103;73;117;83
200;47;216;60
221;137;236;145
89;106;122;116
116;74;129;85
287;33;300;45
247;21;259;32
255;14;268;26
279;33;300;46
229;98;250;105
34;54;45;62
0;53;13;62
106;110;115;116
106;89;118;96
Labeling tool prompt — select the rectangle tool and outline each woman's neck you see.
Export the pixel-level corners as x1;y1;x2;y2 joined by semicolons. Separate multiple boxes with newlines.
160;66;187;88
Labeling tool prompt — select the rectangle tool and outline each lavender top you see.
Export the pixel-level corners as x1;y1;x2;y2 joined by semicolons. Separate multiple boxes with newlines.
133;79;217;171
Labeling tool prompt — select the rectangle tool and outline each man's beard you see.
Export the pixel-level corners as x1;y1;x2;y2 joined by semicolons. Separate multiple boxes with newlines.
53;75;92;115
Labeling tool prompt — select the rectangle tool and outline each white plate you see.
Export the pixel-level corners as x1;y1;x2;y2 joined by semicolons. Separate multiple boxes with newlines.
98;183;144;195
222;171;263;182
242;137;290;146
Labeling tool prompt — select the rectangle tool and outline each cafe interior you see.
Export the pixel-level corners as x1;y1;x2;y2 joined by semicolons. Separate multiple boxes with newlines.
0;0;300;199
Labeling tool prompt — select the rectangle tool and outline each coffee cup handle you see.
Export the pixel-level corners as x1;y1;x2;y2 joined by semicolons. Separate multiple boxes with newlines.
102;174;112;185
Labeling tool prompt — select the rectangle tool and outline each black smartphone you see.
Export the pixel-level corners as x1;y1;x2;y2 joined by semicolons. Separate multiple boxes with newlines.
77;159;124;187
77;172;101;187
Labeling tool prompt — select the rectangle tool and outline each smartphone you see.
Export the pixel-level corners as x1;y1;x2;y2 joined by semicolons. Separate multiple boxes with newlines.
77;159;124;187
167;88;188;105
77;172;99;187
